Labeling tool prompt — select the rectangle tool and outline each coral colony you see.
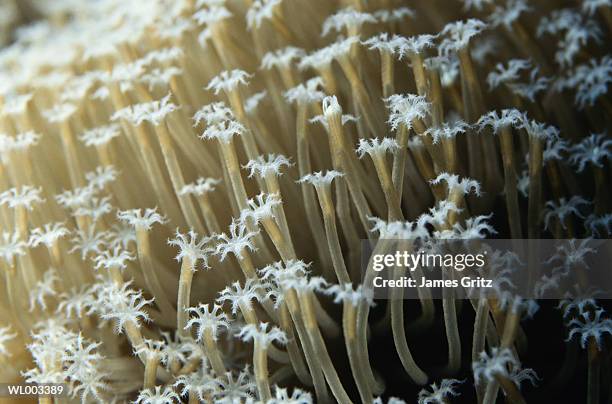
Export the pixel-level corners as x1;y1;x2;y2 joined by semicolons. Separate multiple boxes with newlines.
0;0;611;403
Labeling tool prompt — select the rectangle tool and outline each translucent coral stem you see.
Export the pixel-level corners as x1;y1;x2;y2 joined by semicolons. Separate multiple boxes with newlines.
343;302;373;403
482;379;499;404
219;139;274;260
176;257;194;338
392;124;409;198
225;89;261;164
203;329;227;377
406;265;435;332
380;50;395;99
326;108;373;231
196;194;221;234
442;275;461;375
261;217;295;264
358;241;393;394
249;103;288;154
500;310;520;349
263;174;294;253
278;303;312;385
338;56;384;137
587;337;601;404
132;125;184;224
143;356;160;389
296;103;333;273
14;206;27;240
135;228;176;319
410;53;430;101
285;291;331;403
59;120;85;188
313;183;351;284
254;342;272;402
3;269;28;333
527;138;544;238
219;141;273;261
428;68;445;128
356;307;386;395
301;291;354;404
334;179;362;277
593;166;610;215
156;124;204;234
125;321;146;364
472;299;489;404
472;298;489;363
499;126;522;238
391;265;428;385
457;48;489;187
371;153;404;221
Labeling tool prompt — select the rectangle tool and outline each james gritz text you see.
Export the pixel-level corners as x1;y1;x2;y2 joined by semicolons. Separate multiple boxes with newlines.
372;276;493;289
